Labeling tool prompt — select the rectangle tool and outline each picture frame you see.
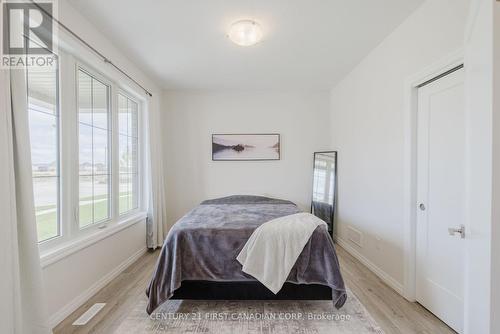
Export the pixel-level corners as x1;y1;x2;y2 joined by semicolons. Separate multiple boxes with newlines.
212;133;281;161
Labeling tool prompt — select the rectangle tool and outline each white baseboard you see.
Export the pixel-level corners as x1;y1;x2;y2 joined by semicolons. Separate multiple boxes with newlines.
49;247;147;329
336;237;404;295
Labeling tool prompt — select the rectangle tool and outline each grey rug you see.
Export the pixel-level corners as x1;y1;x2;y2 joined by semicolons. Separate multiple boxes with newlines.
115;291;384;334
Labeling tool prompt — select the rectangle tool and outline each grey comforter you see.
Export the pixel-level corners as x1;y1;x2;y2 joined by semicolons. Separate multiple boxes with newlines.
146;195;346;314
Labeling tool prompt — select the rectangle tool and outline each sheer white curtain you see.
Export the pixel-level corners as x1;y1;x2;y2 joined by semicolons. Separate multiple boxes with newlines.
145;96;167;249
0;69;52;334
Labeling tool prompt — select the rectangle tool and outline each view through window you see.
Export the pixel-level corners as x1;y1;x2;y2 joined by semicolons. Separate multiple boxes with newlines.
118;93;139;215
78;69;111;227
27;64;60;242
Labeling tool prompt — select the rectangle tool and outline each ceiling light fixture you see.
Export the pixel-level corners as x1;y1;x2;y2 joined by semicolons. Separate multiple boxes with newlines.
227;19;263;46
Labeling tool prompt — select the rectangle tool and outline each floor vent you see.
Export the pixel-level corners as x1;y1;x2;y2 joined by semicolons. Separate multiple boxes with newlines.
72;303;106;326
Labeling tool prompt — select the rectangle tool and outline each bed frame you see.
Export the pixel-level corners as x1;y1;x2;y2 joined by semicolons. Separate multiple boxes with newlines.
170;280;332;300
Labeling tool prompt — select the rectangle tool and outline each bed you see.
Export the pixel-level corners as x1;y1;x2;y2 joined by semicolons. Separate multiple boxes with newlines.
146;195;346;314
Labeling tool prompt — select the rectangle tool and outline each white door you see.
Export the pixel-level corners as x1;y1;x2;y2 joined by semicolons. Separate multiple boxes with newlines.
416;68;465;333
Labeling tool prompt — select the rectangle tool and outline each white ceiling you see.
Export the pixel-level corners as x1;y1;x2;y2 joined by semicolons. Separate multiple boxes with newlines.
67;0;424;91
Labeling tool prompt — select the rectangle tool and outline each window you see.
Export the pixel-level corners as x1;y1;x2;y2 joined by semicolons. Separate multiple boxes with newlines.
25;52;144;250
77;69;111;227
27;62;60;242
118;93;139;215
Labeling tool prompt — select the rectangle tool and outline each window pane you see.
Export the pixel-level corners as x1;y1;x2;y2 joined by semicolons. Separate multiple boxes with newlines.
78;70;92;125
93;127;109;174
29;111;58;177
93;175;109;222
92;79;108;130
79;175;93;227
33;177;59;241
119;134;129;173
118;94;128;136
118;93;139;215
130;137;138;174
119;173;130;214
27;63;60;243
78;68;111;227
79;123;93;175
28;70;57;115
129;100;138;138
131;172;139;210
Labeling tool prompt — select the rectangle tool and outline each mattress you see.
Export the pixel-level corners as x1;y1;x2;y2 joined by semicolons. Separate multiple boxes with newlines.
145;195;346;314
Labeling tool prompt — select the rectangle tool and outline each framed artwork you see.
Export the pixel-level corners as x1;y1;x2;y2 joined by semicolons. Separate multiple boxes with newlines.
212;134;280;161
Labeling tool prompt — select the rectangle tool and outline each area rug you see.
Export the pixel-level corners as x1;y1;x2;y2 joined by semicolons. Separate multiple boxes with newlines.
114;290;384;334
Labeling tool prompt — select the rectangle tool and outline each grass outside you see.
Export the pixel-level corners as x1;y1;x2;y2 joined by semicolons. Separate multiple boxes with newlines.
37;193;134;242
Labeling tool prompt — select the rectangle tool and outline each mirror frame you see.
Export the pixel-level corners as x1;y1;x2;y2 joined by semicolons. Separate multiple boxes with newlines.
311;151;338;238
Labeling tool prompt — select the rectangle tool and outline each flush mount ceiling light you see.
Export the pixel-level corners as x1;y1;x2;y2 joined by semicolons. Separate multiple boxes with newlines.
227;20;263;46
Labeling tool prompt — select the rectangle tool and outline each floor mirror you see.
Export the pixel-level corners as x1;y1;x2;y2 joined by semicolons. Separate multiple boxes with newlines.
311;151;337;238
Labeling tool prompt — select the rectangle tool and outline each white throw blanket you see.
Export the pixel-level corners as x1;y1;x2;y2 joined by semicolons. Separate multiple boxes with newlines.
236;212;327;294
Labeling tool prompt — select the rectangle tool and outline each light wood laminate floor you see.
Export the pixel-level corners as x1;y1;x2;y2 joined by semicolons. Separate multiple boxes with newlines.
54;246;455;334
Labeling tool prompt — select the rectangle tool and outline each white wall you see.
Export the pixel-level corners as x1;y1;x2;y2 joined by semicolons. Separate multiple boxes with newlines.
492;2;500;331
162;91;331;223
464;0;496;333
42;0;162;327
43;223;146;326
329;0;469;289
492;3;500;332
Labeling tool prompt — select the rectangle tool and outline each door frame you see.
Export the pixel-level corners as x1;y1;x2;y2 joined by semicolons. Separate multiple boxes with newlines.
402;49;465;302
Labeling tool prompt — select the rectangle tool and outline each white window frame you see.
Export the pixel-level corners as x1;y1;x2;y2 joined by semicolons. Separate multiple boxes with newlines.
27;59;62;244
75;63;113;230
116;89;143;218
38;49;147;257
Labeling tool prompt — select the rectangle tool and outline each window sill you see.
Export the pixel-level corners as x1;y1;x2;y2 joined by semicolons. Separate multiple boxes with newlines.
40;212;147;268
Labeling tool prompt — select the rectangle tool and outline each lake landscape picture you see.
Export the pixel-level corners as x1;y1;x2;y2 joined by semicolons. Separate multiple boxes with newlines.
212;134;280;160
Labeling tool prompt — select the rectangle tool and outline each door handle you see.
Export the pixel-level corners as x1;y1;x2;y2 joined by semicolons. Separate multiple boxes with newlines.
448;225;465;239
418;203;426;211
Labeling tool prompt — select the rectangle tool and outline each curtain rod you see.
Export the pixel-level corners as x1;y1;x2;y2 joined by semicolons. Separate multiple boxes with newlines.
30;0;153;97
